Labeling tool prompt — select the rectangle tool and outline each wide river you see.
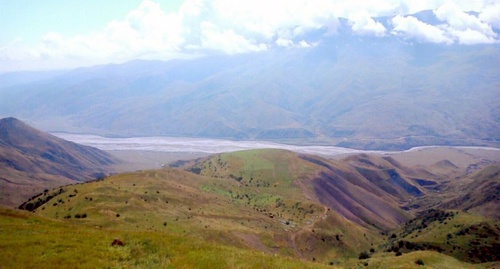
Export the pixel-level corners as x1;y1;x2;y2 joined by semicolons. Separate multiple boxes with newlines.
52;133;499;156
53;133;379;156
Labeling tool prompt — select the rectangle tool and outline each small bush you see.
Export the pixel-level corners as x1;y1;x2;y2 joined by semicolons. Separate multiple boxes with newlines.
415;259;424;265
395;251;402;256
359;251;371;260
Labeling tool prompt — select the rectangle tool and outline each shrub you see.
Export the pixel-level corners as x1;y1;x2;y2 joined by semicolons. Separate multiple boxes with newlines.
359;251;371;260
415;259;424;265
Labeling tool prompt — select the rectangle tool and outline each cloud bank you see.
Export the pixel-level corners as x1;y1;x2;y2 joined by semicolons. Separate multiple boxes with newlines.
1;0;499;72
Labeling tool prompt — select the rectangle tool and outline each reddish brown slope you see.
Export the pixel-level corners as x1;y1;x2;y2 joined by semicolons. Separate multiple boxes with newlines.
300;154;417;230
0;117;120;207
438;164;499;218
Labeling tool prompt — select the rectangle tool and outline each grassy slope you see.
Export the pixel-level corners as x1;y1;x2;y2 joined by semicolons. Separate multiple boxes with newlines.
22;149;384;264
343;251;496;269
1;207;490;269
0;207;329;268
188;149;384;259
3;149;497;268
382;209;499;264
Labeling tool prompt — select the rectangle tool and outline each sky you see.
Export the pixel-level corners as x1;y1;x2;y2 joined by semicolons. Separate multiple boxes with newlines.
1;0;499;73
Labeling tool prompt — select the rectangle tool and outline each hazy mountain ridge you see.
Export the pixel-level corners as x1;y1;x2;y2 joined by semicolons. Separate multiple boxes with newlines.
0;26;499;149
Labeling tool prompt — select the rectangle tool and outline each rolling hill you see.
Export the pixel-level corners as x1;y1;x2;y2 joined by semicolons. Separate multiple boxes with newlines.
0;117;120;207
7;148;498;268
24;149;384;263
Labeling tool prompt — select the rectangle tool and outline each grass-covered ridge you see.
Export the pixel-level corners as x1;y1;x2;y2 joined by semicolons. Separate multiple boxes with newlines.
382;209;500;263
0;207;329;268
4;149;498;268
15;149;384;264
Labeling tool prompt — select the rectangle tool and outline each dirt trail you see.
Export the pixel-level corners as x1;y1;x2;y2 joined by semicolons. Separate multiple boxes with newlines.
210;158;224;178
289;205;329;258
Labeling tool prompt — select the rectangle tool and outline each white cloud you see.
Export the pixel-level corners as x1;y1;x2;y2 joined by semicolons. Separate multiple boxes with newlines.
349;12;387;37
447;28;496;45
298;40;314;48
210;0;339;41
1;0;499;72
435;2;496;37
479;4;500;29
193;21;267;54
391;15;453;44
275;38;294;47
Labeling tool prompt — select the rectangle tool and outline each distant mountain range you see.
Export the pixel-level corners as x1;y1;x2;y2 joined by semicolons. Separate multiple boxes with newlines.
0;117;119;207
0;16;498;150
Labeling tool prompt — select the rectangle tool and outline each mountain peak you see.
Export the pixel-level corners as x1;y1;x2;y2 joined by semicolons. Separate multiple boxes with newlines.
0;117;50;147
0;117;23;126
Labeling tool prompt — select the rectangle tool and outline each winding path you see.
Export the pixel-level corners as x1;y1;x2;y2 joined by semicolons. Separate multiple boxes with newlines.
289;205;329;258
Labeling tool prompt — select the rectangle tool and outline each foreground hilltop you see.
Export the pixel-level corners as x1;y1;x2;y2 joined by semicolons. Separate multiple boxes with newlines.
10;147;498;267
0;117;120;207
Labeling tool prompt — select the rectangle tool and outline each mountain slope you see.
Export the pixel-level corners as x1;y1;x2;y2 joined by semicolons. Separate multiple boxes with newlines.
0;41;498;149
300;154;418;230
26;155;382;263
186;150;421;231
397;163;500;220
437;165;500;218
16;148;499;267
0;117;119;207
384;209;499;264
0;206;328;269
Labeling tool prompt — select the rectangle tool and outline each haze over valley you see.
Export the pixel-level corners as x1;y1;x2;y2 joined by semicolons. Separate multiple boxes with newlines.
0;0;499;268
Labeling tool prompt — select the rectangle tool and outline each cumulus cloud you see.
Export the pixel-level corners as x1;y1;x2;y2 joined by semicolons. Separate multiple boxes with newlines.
435;2;496;37
1;0;499;72
479;4;500;30
391;15;453;44
275;38;294;47
275;38;315;48
191;21;267;54
447;28;496;45
349;12;387;37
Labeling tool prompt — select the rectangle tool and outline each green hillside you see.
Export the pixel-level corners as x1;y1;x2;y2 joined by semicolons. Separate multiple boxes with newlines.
26;149;383;263
3;149;498;268
381;209;499;263
0;207;328;268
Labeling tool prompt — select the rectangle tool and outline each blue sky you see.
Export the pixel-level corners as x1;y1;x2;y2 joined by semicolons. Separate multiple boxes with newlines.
1;0;498;73
0;1;183;45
